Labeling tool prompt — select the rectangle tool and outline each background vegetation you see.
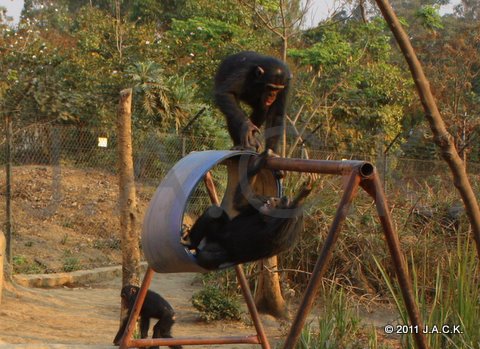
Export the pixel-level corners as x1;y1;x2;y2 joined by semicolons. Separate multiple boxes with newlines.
1;0;479;348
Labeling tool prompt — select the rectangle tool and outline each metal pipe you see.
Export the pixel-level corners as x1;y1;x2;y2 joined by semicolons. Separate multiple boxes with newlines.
120;267;155;349
283;172;362;349
204;171;271;349
5;114;12;264
235;265;271;349
360;173;428;349
130;335;261;347
265;157;374;177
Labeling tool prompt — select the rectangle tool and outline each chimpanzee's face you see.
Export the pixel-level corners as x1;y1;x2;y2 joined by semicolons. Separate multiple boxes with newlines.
264;87;281;107
256;66;288;107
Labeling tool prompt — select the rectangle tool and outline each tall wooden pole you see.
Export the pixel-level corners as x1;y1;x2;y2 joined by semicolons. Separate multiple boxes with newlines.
117;88;141;287
5;114;12;265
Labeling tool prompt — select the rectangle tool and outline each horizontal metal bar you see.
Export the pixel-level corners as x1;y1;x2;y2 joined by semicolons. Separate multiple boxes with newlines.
264;157;374;177
128;335;261;347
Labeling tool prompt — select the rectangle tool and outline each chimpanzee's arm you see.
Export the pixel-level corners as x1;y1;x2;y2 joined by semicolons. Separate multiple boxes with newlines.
113;315;129;345
215;91;260;150
233;150;271;211
264;87;288;155
289;176;313;207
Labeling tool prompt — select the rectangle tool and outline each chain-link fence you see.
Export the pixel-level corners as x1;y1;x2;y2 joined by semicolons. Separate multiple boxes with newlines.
0;125;232;183
1;124;479;274
2;124;479;193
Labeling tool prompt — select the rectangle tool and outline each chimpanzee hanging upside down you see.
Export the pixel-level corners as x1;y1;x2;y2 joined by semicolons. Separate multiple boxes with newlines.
214;51;291;154
113;285;182;349
184;150;312;270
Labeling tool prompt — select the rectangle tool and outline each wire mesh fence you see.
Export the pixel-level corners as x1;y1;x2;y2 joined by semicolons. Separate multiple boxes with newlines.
1;124;480;229
0;125;233;183
1;124;480;274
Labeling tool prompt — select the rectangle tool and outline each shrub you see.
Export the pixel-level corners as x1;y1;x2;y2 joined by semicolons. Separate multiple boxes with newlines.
191;285;241;322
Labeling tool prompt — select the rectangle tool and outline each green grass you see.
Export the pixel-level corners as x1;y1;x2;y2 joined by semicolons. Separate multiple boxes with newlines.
374;235;480;349
294;281;362;349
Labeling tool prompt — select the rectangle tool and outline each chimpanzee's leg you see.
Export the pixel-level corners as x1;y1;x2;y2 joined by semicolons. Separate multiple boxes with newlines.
233;150;272;211
151;314;182;349
139;316;150;339
113;313;129;345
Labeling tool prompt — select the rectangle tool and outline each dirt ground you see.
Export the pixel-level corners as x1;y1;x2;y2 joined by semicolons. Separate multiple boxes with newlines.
0;270;402;348
0;272;287;348
0;165;284;347
0;165;154;274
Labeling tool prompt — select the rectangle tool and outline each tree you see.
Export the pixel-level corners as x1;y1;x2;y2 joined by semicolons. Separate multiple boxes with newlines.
237;0;314;319
412;13;480;163
373;0;480;265
289;18;414;155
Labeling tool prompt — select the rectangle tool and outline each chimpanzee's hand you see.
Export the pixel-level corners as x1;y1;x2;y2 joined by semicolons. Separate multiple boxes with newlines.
237;120;261;151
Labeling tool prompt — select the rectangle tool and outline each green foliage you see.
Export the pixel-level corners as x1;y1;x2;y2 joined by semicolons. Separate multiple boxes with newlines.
12;255;45;274
1;0;477;162
182;0;252;25
415;5;444;30
190;269;242;322
191;285;242;322
289;19;414;154
290;30;353;70
164;16;267;94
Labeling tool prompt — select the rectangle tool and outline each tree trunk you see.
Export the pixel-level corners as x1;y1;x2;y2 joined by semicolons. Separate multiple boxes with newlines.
117;88;141;287
374;0;480;258
255;257;288;319
254;33;290;318
0;231;5;304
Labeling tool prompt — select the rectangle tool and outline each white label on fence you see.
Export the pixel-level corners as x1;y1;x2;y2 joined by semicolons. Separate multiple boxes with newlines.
98;137;108;147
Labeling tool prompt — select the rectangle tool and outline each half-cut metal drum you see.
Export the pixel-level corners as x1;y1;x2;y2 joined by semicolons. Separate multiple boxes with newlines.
142;150;281;273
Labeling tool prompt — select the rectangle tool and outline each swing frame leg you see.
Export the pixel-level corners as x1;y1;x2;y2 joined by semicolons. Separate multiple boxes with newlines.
118;266;269;348
261;157;428;349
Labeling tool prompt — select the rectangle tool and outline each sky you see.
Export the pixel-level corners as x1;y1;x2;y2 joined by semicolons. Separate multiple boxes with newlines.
0;0;460;27
0;0;340;26
0;0;24;23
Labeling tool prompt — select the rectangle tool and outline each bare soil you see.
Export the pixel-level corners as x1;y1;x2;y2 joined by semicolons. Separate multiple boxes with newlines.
0;166;284;347
0;165;152;274
0;272;284;348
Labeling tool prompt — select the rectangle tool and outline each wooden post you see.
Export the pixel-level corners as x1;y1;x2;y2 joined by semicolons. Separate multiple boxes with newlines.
5;114;12;264
117;88;141;287
0;231;5;304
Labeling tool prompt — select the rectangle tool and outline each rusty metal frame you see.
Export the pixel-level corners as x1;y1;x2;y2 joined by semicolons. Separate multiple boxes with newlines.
119;156;429;349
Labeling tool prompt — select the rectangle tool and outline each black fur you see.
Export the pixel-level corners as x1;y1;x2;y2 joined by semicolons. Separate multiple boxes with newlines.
187;151;311;270
113;285;182;349
214;51;291;154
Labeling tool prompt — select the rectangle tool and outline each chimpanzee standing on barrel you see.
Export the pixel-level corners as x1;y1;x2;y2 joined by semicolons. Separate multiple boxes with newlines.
214;51;291;154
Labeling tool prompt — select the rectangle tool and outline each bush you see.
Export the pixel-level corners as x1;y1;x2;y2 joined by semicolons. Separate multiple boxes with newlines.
191;285;241;322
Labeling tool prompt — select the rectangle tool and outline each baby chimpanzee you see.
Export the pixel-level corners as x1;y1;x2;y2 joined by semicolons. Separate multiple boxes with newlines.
185;150;312;270
113;285;182;349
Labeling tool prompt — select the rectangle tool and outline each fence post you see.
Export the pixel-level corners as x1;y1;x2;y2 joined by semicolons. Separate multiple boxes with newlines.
0;231;5;304
4;114;12;264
